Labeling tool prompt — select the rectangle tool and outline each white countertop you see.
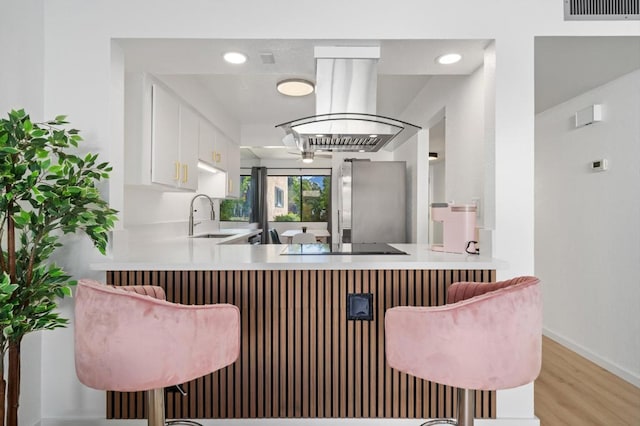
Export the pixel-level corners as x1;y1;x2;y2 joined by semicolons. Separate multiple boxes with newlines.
94;235;505;271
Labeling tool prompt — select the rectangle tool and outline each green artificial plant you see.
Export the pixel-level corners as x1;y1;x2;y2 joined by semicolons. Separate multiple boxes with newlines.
0;109;117;426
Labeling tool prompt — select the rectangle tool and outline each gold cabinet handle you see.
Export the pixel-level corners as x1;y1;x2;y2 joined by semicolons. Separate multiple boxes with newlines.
228;178;233;193
182;164;188;183
212;151;216;162
216;152;221;163
174;161;180;181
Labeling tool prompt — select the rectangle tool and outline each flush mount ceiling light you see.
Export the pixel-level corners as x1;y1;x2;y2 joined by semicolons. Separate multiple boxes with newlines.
429;152;439;160
223;51;247;64
277;79;315;97
436;53;462;65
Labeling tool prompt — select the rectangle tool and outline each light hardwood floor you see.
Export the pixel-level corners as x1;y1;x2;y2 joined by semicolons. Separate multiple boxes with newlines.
535;336;640;425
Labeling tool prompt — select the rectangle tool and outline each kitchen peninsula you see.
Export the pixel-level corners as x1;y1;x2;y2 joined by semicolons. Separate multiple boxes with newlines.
93;240;504;421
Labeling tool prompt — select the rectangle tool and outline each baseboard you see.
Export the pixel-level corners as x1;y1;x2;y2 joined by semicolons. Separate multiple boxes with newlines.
42;418;538;426
544;328;640;388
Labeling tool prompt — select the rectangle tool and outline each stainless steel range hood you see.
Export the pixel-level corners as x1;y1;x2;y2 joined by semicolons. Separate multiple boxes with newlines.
276;46;421;153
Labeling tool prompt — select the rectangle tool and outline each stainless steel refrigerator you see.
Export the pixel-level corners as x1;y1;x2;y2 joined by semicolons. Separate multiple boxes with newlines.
338;160;407;243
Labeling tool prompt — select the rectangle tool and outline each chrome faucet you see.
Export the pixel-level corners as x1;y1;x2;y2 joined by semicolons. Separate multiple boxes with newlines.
188;194;215;236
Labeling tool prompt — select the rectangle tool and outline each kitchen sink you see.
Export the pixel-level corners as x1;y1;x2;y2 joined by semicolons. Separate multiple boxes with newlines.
191;233;236;239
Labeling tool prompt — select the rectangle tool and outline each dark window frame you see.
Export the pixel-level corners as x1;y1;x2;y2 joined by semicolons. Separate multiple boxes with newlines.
220;172;331;223
268;174;331;223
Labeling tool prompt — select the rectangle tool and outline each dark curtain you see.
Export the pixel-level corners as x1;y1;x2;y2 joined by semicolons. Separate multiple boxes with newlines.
250;166;269;244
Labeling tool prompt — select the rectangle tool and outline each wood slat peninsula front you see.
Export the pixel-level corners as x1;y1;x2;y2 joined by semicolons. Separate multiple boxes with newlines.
105;267;497;421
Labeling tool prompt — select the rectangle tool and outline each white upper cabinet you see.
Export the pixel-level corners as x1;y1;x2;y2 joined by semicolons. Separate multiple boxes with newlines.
198;119;227;172
206;140;240;198
150;84;198;190
198;119;217;168
226;141;240;198
198;118;240;198
177;104;199;191
214;133;229;172
150;83;180;187
125;72;240;196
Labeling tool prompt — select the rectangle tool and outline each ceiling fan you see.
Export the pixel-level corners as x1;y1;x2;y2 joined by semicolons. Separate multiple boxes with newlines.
286;149;332;164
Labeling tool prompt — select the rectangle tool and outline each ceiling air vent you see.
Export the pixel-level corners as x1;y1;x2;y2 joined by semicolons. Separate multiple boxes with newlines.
564;0;639;20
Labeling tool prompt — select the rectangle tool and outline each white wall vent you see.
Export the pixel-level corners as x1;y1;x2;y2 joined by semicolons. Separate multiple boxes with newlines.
564;0;639;20
575;104;603;128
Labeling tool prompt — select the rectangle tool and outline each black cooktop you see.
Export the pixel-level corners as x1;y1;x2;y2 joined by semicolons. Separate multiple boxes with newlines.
281;243;407;255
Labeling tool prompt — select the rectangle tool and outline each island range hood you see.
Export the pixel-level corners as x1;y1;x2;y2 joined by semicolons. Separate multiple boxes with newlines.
276;46;421;153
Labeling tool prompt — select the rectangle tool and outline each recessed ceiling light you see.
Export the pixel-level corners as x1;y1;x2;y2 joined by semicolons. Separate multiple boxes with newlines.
223;51;247;64
436;53;462;65
277;79;315;97
369;134;378;138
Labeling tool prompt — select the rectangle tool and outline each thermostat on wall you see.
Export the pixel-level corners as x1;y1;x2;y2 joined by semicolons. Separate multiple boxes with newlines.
591;159;608;172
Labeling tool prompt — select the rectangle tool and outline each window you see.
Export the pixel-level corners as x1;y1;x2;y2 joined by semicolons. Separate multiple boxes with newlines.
267;175;330;222
220;175;251;221
220;172;331;223
274;186;284;208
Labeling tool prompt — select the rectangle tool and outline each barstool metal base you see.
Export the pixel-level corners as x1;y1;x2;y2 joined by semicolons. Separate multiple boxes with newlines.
420;419;457;425
419;388;476;426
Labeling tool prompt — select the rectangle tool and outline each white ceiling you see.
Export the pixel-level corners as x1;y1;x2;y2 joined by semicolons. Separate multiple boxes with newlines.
119;38;488;127
118;37;640;159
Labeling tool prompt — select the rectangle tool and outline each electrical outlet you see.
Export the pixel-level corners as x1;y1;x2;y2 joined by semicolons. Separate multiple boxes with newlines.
347;293;373;321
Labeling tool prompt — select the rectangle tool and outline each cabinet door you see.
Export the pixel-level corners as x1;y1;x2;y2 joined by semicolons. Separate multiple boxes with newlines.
226;141;240;198
198;119;217;167
214;132;229;172
179;105;199;191
151;84;180;187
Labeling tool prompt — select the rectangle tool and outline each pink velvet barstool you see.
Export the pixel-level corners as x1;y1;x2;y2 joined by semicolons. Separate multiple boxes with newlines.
385;276;542;426
74;279;241;426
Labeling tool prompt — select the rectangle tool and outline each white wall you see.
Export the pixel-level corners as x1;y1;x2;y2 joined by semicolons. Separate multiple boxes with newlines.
535;69;640;386
483;42;496;232
401;68;486;206
9;0;636;423
399;64;489;246
0;1;45;425
0;0;44;119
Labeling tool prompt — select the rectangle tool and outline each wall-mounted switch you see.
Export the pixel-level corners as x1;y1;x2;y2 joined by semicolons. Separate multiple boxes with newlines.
591;159;608;172
347;293;373;321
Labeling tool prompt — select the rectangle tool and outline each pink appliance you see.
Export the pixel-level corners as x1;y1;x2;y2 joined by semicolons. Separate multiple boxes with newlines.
430;203;477;254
